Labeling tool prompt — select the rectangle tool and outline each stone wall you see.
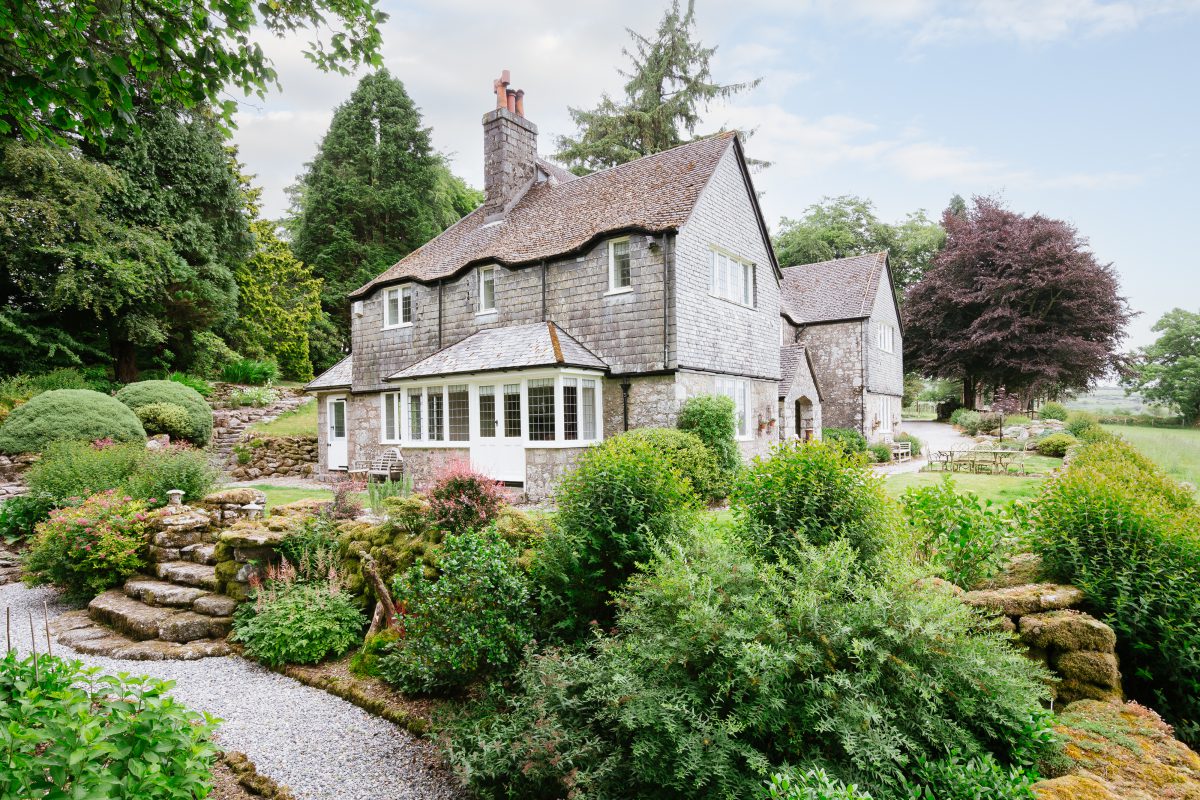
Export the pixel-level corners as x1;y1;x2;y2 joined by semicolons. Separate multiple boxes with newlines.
798;320;865;432
0;452;35;498
229;436;318;480
525;447;588;502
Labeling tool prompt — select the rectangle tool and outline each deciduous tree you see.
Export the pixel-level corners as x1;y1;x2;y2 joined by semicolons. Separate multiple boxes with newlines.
1123;309;1200;423
904;196;1130;408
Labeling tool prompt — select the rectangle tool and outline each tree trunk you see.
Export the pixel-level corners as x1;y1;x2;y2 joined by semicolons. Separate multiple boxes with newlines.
963;374;977;409
113;339;139;384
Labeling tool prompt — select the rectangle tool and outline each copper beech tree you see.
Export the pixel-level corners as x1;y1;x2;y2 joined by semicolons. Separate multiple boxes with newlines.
903;196;1131;408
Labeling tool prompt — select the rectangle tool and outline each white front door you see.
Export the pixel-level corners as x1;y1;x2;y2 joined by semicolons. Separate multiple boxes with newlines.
327;396;348;470
470;382;526;483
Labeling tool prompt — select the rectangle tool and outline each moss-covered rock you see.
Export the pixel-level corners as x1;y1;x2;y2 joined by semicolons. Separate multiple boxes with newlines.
974;552;1048;590
202;488;267;506
1020;610;1117;653
1054;651;1121;692
1034;775;1119;800
963;583;1084;617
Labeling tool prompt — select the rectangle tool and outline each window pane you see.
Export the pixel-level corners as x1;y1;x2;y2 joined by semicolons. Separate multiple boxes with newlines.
503;384;521;438
384;393;396;440
428;386;444;441
528;378;555;441
581;379;597;440
612;240;631;288
479;386;496;438
481;268;495;310
401;287;412;323
709;250;718;292
731;256;742;303
408;390;422;440
740;382;750;437
743;263;753;305
386;290;398;326
331;401;345;437
563;378;578;441
448;384;469;441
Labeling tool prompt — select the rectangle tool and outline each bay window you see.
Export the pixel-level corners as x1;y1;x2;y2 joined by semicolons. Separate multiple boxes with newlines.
427;386;444;441
528;378;556;441
448;385;470;441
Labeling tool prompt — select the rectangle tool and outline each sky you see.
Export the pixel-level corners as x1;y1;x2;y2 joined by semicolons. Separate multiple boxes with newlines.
230;0;1200;349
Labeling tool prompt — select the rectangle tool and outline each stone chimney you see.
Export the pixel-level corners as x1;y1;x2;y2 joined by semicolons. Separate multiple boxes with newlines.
482;70;538;219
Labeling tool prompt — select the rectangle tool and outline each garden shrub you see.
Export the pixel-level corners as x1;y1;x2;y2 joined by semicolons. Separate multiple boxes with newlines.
1064;411;1100;438
766;768;874;799
134;402;193;440
115;380;213;447
190;331;241;379
977;412;1004;434
730;439;892;565
900;477;1017;589
532;431;702;634
125;445;220;506
27;440;145;502
339;494;440;605
233;578;364;666
677;393;740;482
896;751;1040;799
427;462;507;533
823;426;868;453
166;371;212;397
868;442;892;463
22;490;152;602
1031;438;1200;744
1038;401;1068;422
948;407;973;427
1034;432;1076;458
893;431;922;456
222;357;279;385
446;530;1053;799
279;513;342;580
951;410;982;435
367;474;412;516
0;651;218;799
379;529;533;692
0;389;145;453
0;492;54;545
625;427;723;503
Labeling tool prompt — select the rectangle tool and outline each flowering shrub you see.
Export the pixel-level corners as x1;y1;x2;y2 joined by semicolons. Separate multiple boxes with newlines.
22;490;152;602
427;462;506;533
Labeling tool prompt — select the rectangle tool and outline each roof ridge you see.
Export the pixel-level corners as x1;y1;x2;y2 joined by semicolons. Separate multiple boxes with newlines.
540;132;735;188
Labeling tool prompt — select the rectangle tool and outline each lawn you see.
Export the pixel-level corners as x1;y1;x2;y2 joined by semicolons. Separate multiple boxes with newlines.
882;471;1047;505
249;398;317;437
246;483;334;511
1103;424;1200;491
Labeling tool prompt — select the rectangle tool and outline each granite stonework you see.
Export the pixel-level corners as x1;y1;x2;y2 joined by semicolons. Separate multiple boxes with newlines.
229;435;318;480
797;320;866;432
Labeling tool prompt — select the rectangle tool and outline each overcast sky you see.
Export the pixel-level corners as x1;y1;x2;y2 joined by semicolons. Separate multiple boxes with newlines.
230;0;1200;349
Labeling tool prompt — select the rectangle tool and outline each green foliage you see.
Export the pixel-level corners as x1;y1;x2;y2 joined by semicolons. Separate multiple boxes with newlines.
221;358;279;385
894;432;923;456
278;513;342;581
1064;411;1101;438
134;402;193;440
227;385;279;407
951;410;985;436
350;628;401;678
367;475;412;516
233;219;321;381
1123;308;1200;423
189;332;241;379
233;581;364;667
868;443;893;463
625;427;723;503
1034;432;1077;458
338;494;439;605
0;652;218;799
730;440;891;565
166;371;212;397
948;407;973;427
677;393;740;492
380;529;533;692
116;380;213;446
823;426;868;453
897;751;1039;799
428;464;507;533
123;446;220;507
1038;401;1069;421
0;493;54;546
0;389;145;453
23;490;152;602
446;529;1053;798
289;69;477;344
533;431;702;634
554;1;759;173
766;769;874;800
1031;437;1200;744
900;477;1016;589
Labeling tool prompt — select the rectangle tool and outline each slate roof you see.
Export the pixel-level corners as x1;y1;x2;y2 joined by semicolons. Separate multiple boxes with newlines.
387;322;607;381
305;354;353;391
779;344;822;401
351;133;743;298
780;252;889;325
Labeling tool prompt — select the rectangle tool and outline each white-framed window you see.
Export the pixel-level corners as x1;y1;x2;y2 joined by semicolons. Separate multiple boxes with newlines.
608;238;632;293
877;323;895;354
383;285;413;328
715;377;752;440
407;388;423;441
478;266;497;313
709;248;754;307
381;392;401;442
878;395;895;434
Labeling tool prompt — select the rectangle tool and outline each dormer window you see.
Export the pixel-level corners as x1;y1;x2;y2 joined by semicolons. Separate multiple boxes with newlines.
479;266;497;313
384;285;413;329
608;238;632;293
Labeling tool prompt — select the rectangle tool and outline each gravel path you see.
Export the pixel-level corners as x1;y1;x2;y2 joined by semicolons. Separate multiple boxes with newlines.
1;581;461;800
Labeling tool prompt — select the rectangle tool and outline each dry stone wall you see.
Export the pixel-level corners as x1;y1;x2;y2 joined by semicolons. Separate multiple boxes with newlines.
230;436;318;480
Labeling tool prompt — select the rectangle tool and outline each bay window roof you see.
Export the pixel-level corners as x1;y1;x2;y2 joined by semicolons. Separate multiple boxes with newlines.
387;321;607;382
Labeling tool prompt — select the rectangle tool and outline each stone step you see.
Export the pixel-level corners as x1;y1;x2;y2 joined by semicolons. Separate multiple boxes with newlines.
124;577;209;608
193;594;239;617
159;611;233;643
89;590;182;641
53;611;232;661
155;560;218;590
181;542;218;565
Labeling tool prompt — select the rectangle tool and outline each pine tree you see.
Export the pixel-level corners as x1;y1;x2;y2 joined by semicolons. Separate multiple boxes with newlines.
555;0;759;174
289;69;481;345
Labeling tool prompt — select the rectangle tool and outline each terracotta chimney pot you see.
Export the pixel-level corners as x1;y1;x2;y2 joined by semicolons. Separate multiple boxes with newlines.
506;88;517;113
515;89;525;117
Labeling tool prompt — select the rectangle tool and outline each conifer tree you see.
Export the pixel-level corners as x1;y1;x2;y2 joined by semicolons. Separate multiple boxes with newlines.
555;0;759;173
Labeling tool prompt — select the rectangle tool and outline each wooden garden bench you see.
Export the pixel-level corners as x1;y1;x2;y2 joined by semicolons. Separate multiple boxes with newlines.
348;447;405;482
891;442;912;463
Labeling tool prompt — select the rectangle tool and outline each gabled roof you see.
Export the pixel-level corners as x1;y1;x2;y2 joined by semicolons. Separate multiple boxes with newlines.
779;344;822;401
305;354;352;391
352;132;773;298
386;321;607;382
780;251;891;325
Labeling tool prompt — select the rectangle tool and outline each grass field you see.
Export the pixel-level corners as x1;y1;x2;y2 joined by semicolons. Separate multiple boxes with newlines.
1103;424;1200;490
882;472;1046;505
244;483;334;511
248;399;317;437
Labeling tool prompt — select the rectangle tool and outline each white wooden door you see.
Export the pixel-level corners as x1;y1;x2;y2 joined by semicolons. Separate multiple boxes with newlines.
470;382;525;483
327;397;348;470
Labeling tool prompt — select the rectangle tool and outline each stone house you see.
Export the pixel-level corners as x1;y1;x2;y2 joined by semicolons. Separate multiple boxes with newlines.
779;251;904;442
308;73;848;500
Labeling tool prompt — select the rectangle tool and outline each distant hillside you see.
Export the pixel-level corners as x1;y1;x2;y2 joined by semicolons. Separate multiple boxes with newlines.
1065;386;1174;416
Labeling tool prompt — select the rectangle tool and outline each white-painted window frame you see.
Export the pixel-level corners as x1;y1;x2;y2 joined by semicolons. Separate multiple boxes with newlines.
383;284;414;329
715;376;753;441
478;266;497;314
606;237;633;295
708;246;755;308
877;323;895;354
